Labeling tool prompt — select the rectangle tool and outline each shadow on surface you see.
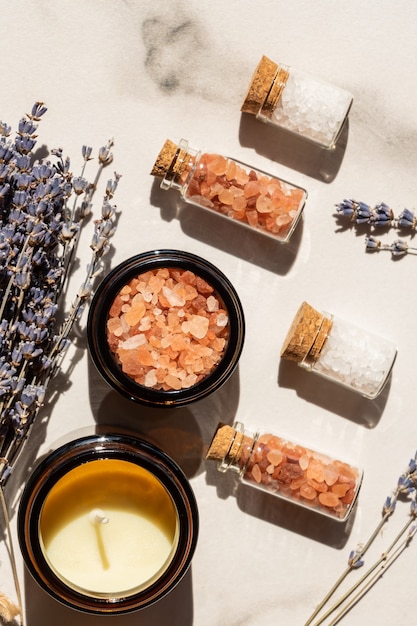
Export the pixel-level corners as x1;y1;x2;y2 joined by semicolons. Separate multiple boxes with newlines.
204;461;357;550
150;178;303;276
88;355;241;479
278;359;390;429
23;564;194;626
238;113;349;183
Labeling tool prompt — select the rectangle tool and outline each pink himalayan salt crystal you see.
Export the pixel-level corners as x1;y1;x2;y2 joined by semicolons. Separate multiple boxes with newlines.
181;315;210;339
182;152;304;240
106;268;229;391
241;433;360;519
266;449;284;466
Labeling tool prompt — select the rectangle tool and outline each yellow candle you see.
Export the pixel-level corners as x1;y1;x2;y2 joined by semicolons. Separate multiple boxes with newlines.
39;458;179;596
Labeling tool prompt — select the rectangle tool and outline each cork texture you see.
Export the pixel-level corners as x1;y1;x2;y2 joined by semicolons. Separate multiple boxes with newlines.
309;315;333;361
280;301;324;362
241;55;278;115
261;65;289;115
206;423;236;461
150;139;178;177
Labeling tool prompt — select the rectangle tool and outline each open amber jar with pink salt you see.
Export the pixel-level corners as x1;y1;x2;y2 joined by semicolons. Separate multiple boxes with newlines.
87;250;245;407
151;139;307;243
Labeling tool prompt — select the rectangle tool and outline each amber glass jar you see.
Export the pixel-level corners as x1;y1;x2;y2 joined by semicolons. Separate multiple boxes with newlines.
18;432;198;614
87;249;245;407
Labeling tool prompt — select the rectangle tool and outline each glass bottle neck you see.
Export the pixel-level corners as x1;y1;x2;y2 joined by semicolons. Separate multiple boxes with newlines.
160;139;200;192
218;422;258;476
258;65;289;121
303;312;333;366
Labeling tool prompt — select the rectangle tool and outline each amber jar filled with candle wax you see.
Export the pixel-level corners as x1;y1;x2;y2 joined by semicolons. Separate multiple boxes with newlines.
207;422;362;522
87;250;245;407
280;301;397;399
18;432;198;614
241;55;353;149
151;139;307;243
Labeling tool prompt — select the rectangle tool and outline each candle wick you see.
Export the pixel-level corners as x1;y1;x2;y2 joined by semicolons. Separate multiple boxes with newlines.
89;508;109;526
89;508;110;570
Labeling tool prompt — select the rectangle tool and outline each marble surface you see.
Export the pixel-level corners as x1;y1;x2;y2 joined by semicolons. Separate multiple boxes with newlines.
1;1;417;624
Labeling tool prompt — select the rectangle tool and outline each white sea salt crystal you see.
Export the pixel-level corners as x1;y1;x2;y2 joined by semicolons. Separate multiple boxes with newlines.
312;318;397;397
272;68;352;147
144;369;157;388
216;313;229;328
207;295;219;312
120;334;146;350
139;316;151;331
162;286;185;307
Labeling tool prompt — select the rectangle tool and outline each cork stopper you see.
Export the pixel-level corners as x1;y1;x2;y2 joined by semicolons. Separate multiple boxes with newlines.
280;301;332;363
241;55;279;115
261;65;289;115
206;423;238;462
309;315;333;361
150;139;178;178
150;139;194;191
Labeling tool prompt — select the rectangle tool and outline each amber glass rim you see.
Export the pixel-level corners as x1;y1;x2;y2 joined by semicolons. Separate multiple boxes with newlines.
87;249;245;407
18;432;199;614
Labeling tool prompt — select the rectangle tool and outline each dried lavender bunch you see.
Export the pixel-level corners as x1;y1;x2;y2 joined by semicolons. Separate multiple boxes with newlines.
304;454;417;625
335;199;416;229
0;102;120;624
0;103;120;487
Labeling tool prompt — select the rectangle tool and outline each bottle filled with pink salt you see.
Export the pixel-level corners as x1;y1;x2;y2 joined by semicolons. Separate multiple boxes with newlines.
151;139;307;243
206;421;363;522
241;55;353;149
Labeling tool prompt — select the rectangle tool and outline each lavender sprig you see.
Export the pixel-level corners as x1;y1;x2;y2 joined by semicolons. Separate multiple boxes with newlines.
0;103;120;624
336;199;416;230
0;103;120;485
365;236;417;257
304;453;417;625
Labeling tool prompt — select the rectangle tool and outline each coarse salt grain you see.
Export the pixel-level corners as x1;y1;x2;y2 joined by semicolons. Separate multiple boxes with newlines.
120;334;146;350
242;433;360;519
106;268;230;391
272;70;352;147
181;152;305;240
314;318;396;397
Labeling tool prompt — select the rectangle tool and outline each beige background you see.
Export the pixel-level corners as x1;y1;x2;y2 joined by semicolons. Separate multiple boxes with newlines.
1;1;417;624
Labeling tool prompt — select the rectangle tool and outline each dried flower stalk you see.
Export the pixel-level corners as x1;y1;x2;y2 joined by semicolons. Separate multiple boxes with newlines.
304;453;417;625
335;199;417;258
0;102;120;623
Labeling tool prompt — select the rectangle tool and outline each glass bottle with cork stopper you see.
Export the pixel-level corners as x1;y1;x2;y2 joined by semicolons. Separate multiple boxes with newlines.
151;138;307;243
280;301;397;399
206;421;362;522
241;55;353;149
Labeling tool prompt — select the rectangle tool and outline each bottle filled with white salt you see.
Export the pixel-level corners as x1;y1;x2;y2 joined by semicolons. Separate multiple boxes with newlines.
241;55;353;149
280;301;397;399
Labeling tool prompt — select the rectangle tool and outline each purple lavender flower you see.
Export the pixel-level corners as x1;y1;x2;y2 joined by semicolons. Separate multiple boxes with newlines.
390;239;408;256
0;103;120;489
355;202;372;223
29;102;47;120
382;495;396;515
365;235;381;251
348;549;364;569
370;202;393;227
397;208;416;229
335;199;357;217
